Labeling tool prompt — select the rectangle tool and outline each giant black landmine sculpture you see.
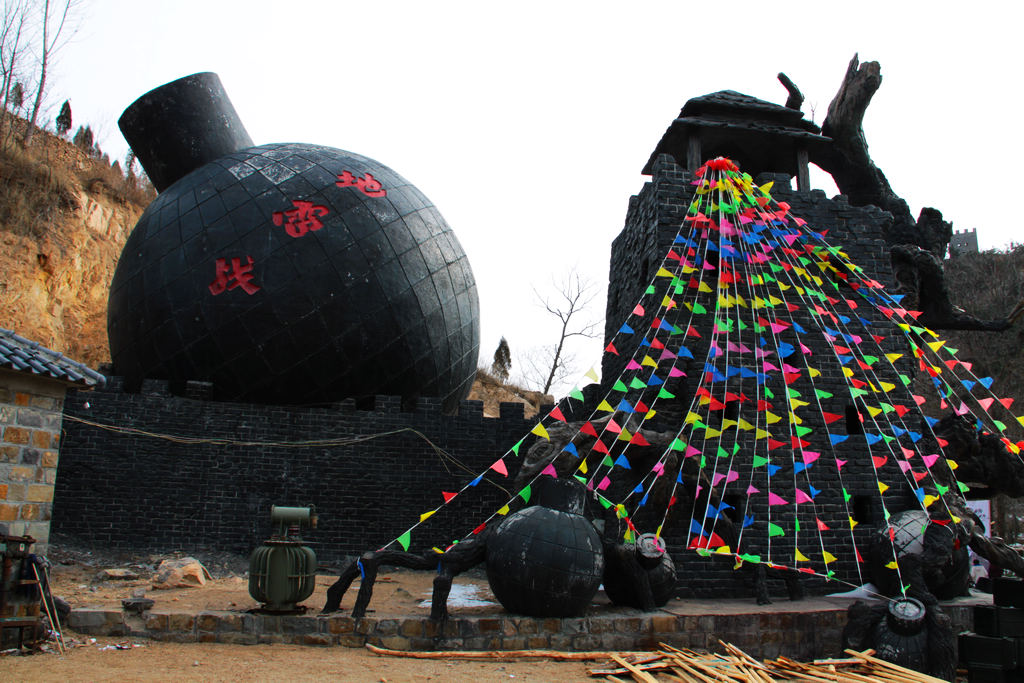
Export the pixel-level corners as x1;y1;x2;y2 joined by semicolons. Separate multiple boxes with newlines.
109;73;480;409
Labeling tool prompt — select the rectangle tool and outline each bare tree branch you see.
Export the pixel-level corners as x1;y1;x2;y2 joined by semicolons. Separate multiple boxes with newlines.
0;0;29;143
23;0;80;147
526;271;601;395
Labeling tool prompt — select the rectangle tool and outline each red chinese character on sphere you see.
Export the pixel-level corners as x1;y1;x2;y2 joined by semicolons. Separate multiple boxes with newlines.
336;170;387;198
209;256;261;296
272;200;329;238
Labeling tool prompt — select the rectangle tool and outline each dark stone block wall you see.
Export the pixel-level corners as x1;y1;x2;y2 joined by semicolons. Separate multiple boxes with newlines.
52;378;534;564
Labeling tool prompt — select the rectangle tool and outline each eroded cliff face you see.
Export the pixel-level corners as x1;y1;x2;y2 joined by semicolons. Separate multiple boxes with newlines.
0;136;146;368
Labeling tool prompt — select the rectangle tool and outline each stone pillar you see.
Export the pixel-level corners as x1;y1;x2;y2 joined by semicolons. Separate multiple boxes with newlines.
0;373;66;555
686;135;702;171
796;146;810;191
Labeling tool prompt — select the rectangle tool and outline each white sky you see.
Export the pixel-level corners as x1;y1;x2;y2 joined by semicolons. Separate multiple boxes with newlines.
43;0;1024;396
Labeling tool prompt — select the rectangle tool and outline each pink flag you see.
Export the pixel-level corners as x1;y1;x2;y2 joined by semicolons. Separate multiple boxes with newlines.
712;471;739;487
768;492;789;506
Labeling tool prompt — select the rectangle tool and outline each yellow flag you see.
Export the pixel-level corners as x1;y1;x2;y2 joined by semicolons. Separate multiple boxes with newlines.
577;459;588;474
419;510;435;522
885;561;899;570
497;504;510;515
822;551;837;564
755;428;771;439
656;267;674;278
584;367;600;383
866;405;882;417
927;340;946;352
878;482;889;495
765;411;782;424
849;516;858;529
641;355;658;368
885;353;903;363
596;400;614;412
716;546;732;555
698;281;712;293
531;423;550;440
795;549;810;562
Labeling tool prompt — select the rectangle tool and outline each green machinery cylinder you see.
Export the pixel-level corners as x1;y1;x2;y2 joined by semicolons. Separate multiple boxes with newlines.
248;505;318;612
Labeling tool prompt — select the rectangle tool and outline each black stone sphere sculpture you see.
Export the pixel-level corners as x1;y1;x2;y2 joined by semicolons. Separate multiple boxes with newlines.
485;478;604;617
108;73;480;409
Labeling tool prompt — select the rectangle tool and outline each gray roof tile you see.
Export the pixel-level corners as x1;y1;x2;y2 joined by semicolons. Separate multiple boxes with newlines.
0;328;105;388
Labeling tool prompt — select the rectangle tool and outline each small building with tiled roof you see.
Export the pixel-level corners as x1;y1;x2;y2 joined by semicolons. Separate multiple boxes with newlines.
642;90;830;190
1;328;104;552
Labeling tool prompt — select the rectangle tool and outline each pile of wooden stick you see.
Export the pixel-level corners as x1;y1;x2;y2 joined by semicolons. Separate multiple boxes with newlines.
587;642;948;682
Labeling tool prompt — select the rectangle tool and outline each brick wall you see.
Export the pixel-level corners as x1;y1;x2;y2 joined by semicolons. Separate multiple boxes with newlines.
52;379;536;564
0;370;66;553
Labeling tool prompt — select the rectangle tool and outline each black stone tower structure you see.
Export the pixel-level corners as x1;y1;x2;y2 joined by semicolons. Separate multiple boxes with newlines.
108;73;480;411
603;92;921;595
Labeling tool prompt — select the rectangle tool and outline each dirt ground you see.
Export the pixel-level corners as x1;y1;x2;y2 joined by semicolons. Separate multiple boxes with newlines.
43;545;509;616
1;639;596;682
1;546;600;681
